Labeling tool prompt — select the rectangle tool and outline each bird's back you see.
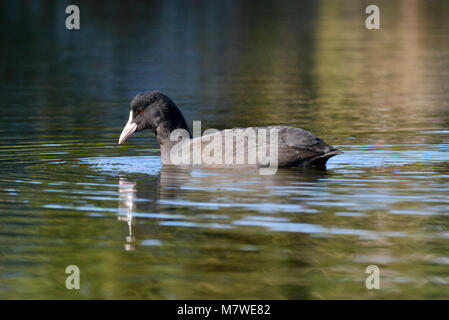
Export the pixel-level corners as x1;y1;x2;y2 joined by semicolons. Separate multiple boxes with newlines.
164;126;341;168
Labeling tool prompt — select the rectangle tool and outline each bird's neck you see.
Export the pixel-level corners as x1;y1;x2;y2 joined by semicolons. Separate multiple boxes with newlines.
155;119;192;165
156;120;191;143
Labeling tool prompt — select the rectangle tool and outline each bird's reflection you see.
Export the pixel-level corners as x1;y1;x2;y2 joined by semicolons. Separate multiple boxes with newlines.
118;178;137;251
117;166;331;250
117;167;190;250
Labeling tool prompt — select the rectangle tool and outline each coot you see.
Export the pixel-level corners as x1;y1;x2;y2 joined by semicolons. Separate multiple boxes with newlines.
118;91;341;171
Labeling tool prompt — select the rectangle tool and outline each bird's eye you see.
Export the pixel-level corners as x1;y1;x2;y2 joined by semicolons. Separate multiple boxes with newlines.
139;109;144;115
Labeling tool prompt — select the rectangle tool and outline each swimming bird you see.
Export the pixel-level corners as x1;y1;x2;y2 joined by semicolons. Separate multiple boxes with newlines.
118;91;341;170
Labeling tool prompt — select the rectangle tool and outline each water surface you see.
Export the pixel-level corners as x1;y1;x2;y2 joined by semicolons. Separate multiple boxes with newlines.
0;0;449;299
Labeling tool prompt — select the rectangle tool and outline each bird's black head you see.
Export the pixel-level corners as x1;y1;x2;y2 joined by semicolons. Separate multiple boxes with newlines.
118;91;191;144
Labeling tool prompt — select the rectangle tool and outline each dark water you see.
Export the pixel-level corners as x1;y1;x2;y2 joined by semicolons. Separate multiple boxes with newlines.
1;0;449;299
